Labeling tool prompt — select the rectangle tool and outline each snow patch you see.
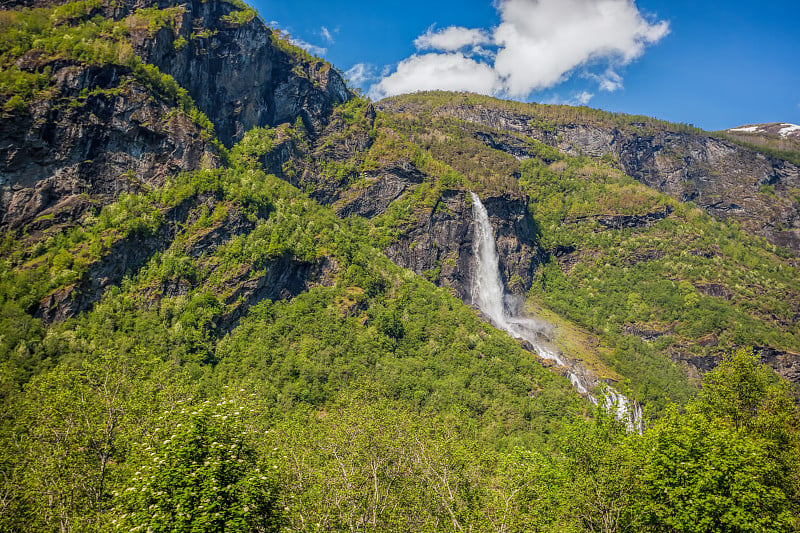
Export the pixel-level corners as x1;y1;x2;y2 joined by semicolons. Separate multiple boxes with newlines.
778;123;800;137
729;125;761;133
729;123;800;138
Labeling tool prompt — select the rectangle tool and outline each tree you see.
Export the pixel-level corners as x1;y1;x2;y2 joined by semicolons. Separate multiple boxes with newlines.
558;409;644;533
632;348;800;533
695;348;800;526
698;348;780;431
113;397;282;533
634;408;793;533
274;387;487;532
0;351;199;532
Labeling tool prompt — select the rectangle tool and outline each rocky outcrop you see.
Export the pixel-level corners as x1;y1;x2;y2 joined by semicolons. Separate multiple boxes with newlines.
34;192;333;326
595;205;673;229
132;0;350;146
33;193;236;322
758;346;800;384
677;346;800;386
334;164;425;219
382;190;544;301
219;255;337;333
567;127;800;252
0;60;219;235
606;132;800;251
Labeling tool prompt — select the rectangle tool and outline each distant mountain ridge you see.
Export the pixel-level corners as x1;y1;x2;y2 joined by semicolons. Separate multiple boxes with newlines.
378;93;800;254
729;122;800;140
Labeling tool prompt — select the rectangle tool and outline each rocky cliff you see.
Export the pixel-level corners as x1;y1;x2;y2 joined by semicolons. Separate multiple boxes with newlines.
0;61;220;234
0;0;352;327
131;0;350;146
378;95;800;255
379;190;543;302
1;0;350;237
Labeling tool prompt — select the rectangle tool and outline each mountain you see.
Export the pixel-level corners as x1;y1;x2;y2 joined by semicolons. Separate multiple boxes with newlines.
1;0;799;531
729;123;800;141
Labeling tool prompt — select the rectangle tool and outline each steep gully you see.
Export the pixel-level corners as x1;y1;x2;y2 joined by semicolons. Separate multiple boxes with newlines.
470;192;643;431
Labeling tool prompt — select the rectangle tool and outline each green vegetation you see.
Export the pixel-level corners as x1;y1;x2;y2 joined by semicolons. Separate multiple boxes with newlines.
1;2;799;531
381;90;707;137
269;28;322;63
0;1;216;138
372;94;799;413
220;6;257;26
718;130;800;167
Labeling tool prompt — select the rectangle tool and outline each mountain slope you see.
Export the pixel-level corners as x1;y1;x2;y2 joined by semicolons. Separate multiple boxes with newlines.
729;123;800;141
378;93;800;254
0;1;799;531
260;89;799;395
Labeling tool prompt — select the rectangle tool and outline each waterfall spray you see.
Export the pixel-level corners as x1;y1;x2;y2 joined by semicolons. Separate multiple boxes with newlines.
470;192;642;432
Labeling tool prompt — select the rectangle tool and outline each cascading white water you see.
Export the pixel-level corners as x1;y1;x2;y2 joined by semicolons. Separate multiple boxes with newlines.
470;192;642;432
470;193;511;332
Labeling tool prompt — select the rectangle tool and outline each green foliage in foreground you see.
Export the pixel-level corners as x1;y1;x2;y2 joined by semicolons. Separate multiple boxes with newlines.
113;398;283;533
1;347;797;532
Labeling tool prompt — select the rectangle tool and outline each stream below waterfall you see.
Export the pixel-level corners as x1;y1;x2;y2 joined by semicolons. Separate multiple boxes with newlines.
470;192;642;432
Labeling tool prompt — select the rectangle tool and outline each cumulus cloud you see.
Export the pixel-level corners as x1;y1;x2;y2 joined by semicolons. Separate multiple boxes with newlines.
370;53;501;100
371;0;669;100
414;26;493;51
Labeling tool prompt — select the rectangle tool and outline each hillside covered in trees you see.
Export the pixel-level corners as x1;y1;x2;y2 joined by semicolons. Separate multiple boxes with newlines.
0;0;799;531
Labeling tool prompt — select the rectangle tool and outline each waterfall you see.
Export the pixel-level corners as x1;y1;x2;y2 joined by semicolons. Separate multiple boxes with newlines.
470;193;513;333
470;192;642;432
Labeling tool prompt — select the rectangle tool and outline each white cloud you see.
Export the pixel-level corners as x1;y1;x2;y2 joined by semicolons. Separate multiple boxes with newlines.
542;91;595;106
345;63;378;85
573;91;594;105
471;46;497;59
370;53;501;100
414;26;493;51
291;38;327;57
494;0;668;96
587;68;624;92
321;26;335;44
371;0;669;100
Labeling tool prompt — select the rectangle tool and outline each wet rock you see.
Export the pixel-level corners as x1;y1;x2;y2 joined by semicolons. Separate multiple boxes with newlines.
383;190;545;301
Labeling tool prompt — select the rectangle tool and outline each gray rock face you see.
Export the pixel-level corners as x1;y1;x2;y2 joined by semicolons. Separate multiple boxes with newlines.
334;164;425;219
132;0;351;146
383;190;544;301
34;192;331;325
404;101;800;254
758;346;800;384
0;60;220;234
1;0;354;237
605;132;800;252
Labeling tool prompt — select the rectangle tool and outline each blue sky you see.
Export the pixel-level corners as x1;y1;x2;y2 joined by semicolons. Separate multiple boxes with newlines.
252;0;800;131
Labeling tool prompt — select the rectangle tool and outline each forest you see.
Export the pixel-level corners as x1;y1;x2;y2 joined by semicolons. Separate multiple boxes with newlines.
1;0;799;531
